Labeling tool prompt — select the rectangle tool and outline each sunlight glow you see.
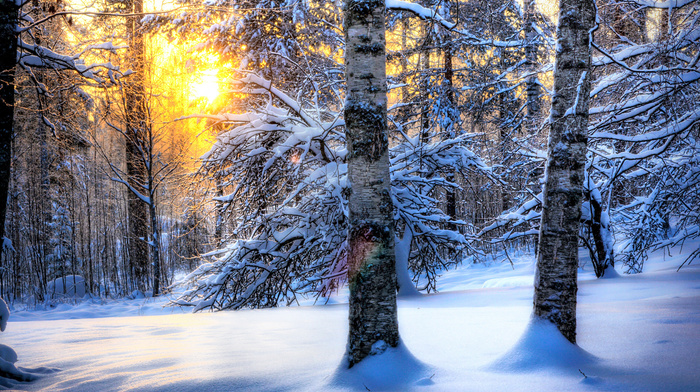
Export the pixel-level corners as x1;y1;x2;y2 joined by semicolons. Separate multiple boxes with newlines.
191;70;221;103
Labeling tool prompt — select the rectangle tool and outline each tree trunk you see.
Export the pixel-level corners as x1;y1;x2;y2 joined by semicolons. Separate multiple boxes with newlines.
344;0;399;368
524;0;543;255
146;124;160;296
399;16;410;124
589;196;614;277
125;0;149;291
214;181;224;248
442;0;457;231
0;1;18;244
523;0;541;135
149;195;160;296
86;173;94;294
646;7;668;43
532;0;596;344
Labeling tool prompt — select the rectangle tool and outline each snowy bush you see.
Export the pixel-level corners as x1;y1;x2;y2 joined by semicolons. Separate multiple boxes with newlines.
47;275;86;299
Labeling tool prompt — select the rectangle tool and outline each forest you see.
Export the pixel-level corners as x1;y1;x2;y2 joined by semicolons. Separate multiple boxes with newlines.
0;0;698;389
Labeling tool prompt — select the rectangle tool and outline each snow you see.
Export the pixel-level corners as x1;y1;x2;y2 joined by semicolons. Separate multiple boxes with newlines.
385;0;522;48
386;0;455;29
396;231;421;297
332;340;433;390
3;242;700;391
0;301;54;385
47;276;86;299
565;71;588;117
488;318;597;372
0;345;17;364
630;0;695;8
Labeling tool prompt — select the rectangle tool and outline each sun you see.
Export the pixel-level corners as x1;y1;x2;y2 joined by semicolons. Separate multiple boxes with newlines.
191;70;220;103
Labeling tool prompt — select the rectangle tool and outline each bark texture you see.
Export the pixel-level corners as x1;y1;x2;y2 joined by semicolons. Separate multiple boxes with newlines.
589;196;613;277
0;0;18;243
523;0;541;134
344;0;399;367
442;0;457;230
533;0;596;344
125;0;149;291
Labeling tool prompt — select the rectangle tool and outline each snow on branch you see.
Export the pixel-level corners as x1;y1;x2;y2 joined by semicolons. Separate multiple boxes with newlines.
17;38;126;85
386;0;524;47
172;73;490;310
628;0;696;8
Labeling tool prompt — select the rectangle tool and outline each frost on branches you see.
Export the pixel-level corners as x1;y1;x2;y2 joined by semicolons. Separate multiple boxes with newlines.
588;0;700;273
171;74;490;311
480;0;700;276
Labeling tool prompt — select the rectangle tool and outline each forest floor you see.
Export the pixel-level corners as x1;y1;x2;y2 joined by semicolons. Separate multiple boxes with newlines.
3;241;700;391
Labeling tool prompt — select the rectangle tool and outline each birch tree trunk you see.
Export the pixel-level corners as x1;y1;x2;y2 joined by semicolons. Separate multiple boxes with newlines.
344;0;399;367
533;0;596;344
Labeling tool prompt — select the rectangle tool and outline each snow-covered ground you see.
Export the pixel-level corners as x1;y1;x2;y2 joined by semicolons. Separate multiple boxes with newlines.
3;243;700;391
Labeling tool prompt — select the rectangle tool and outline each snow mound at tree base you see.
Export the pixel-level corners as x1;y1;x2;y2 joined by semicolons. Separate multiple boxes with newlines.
330;340;434;390
600;266;621;279
487;317;598;374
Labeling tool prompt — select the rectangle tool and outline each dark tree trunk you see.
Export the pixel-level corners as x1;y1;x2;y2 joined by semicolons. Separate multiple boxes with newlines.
125;0;149;291
0;1;18;244
588;196;614;277
146;124;160;296
126;142;148;290
442;0;457;231
214;181;224;248
533;0;596;344
148;194;160;296
344;0;399;368
420;25;431;146
523;0;541;135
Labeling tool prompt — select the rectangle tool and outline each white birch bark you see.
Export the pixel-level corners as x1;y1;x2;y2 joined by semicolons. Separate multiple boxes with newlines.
533;0;596;344
344;0;400;367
